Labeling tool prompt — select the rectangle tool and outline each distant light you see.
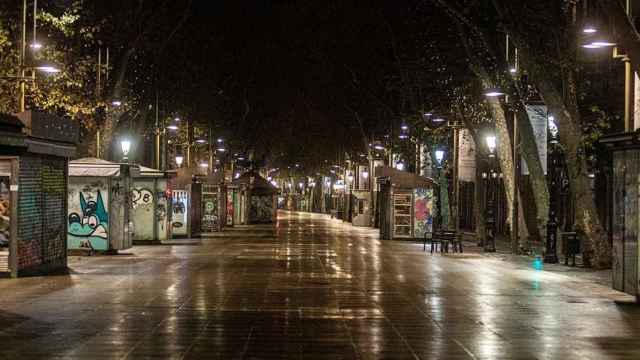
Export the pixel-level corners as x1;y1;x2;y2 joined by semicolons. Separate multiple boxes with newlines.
435;150;445;165
175;156;184;167
217;147;226;152
588;173;596;179
509;68;517;74
347;173;354;182
298;182;304;189
484;89;505;97
217;138;224;143
167;125;178;130
174;117;181;122
423;112;433;117
235;172;240;179
401;124;409;130
590;41;616;47
485;135;497;154
111;100;122;107
237;157;245;161
30;42;43;50
35;65;60;73
195;139;207;144
583;27;597;34
199;162;208;168
432;117;446;123
581;44;602;49
396;162;405;171
373;144;385;150
362;170;369;179
270;180;278;186
399;134;408;139
267;176;272;181
120;139;131;157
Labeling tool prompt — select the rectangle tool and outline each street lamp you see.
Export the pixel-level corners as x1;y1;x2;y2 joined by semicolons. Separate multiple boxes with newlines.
175;155;184;168
434;149;445;167
484;134;497;252
120;139;131;162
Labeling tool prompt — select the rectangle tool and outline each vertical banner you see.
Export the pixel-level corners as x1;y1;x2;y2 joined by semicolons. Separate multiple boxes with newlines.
457;129;476;182
523;105;548;175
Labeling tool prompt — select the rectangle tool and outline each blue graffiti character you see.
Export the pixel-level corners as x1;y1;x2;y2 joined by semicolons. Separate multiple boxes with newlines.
69;191;109;244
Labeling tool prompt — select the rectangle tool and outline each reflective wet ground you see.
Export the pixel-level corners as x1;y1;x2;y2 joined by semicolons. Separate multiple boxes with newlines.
1;211;639;359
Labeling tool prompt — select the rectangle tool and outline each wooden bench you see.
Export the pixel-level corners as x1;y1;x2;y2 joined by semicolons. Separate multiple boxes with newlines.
424;230;462;253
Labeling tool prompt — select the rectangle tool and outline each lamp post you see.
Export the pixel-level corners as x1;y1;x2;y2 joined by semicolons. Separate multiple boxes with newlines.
544;115;560;263
484;135;497;252
120;139;131;163
434;149;446;231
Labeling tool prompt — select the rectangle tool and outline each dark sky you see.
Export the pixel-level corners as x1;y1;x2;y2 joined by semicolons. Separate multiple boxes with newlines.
137;0;438;168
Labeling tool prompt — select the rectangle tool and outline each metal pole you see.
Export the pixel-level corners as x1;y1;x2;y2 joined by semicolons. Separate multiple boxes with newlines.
624;59;632;132
19;0;27;112
154;92;161;169
452;125;460;234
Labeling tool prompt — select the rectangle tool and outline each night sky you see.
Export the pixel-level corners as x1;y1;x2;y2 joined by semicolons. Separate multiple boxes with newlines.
119;0;451;169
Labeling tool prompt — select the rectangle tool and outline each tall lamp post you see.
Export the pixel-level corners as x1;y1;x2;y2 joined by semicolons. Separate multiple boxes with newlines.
434;149;446;230
484;135;497;252
544;116;560;263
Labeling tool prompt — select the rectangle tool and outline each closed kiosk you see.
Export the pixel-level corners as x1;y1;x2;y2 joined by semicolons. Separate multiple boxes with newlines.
376;166;436;240
602;133;640;301
68;158;136;252
0;112;77;277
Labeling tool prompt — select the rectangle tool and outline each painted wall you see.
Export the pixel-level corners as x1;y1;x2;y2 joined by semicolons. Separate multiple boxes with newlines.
131;179;155;241
67;178;109;251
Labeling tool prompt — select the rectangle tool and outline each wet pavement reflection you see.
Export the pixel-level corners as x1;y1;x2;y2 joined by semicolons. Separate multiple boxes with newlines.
1;210;639;359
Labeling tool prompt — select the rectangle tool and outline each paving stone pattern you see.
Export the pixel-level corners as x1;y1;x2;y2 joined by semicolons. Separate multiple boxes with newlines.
0;211;639;359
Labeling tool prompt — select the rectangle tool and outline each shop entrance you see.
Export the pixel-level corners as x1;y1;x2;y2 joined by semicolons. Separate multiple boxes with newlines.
0;159;13;276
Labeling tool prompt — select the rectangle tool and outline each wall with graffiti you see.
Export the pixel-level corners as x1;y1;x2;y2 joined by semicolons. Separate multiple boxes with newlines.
413;187;434;238
68;179;109;251
131;180;155;241
249;195;274;223
200;191;219;232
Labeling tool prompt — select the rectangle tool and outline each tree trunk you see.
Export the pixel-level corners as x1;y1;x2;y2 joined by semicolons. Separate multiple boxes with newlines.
515;106;550;248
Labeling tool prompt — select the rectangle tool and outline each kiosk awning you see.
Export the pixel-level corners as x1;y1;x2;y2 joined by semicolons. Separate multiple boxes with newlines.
374;166;436;188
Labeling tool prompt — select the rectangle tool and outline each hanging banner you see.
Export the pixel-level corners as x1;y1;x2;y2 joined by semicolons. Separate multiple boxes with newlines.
458;129;476;182
523;105;548;175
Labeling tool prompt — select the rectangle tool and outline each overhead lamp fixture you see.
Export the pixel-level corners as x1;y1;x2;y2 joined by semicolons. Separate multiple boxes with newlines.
509;68;517;74
30;42;43;50
120;139;131;161
167;125;178;130
432;117;446;123
111;100;123;107
583;26;597;34
396;162;405;171
484;88;505;97
175;156;184;167
362;170;369;179
199;162;209;168
35;65;61;73
401;124;409;130
195;139;207;144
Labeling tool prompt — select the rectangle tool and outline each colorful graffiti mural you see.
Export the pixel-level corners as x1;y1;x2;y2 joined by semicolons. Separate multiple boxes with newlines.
68;190;109;250
132;188;153;209
201;192;218;232
413;187;434;238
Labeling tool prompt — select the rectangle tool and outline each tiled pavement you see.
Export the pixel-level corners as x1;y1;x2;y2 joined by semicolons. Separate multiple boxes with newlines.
0;210;639;359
